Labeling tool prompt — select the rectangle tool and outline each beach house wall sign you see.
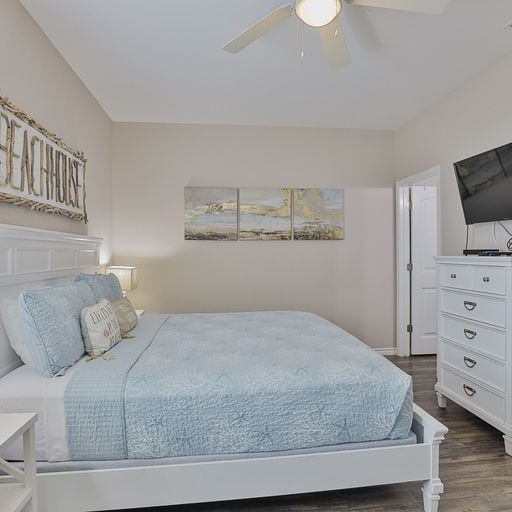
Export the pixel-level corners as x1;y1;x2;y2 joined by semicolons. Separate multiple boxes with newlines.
0;96;87;223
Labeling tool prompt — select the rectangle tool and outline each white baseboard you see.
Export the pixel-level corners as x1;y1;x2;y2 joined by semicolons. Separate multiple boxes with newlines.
374;348;397;356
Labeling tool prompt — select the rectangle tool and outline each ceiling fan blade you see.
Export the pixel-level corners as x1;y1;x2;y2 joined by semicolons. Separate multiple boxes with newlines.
344;0;450;15
223;5;293;53
343;4;380;51
319;19;351;70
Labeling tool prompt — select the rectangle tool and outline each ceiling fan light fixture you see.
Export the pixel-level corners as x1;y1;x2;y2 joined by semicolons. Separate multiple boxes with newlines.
295;0;342;28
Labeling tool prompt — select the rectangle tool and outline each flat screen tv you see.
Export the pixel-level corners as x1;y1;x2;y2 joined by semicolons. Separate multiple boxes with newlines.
454;142;512;225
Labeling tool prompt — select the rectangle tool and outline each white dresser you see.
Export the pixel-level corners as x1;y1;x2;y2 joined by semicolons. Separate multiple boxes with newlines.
435;256;512;455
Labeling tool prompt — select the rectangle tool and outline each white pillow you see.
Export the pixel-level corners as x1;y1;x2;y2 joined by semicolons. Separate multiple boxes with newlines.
1;299;32;365
80;299;122;358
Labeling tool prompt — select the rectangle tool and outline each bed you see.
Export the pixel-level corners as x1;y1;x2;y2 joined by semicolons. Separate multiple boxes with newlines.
0;224;448;512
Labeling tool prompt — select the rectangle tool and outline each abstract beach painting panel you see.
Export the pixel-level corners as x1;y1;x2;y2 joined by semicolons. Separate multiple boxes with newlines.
239;188;292;240
185;187;238;240
293;188;344;240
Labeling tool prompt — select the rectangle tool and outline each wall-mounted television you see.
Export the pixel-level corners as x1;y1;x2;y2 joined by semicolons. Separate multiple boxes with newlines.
454;142;512;225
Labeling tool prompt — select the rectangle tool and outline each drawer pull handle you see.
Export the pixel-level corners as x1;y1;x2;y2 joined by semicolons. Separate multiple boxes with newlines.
450;273;457;279
464;356;477;368
464;301;477;311
483;277;490;283
464;329;477;340
463;384;476;397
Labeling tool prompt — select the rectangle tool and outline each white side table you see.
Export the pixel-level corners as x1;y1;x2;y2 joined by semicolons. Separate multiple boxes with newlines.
0;413;38;512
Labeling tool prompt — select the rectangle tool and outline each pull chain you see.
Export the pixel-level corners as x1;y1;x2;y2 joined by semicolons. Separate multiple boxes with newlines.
335;10;340;37
300;21;304;58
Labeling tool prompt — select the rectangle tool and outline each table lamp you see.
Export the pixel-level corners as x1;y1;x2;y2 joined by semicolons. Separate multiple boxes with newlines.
106;266;138;297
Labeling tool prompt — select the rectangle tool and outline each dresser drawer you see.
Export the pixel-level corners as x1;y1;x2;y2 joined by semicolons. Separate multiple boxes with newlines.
440;366;505;423
440;264;470;290
440;290;506;327
472;266;506;295
440;315;506;360
440;341;505;391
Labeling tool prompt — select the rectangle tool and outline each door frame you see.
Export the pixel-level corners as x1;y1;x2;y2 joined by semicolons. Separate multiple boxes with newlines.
396;167;442;357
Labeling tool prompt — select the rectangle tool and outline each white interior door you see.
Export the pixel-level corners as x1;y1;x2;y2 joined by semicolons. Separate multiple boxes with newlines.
410;179;438;355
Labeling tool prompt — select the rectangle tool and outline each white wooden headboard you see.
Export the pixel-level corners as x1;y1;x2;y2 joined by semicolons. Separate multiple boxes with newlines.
0;223;102;377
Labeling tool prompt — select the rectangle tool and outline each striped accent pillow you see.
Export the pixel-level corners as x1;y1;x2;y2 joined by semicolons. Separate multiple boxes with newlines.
110;297;138;336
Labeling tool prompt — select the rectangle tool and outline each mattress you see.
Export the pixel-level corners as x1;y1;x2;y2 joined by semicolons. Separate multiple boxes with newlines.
27;431;418;473
0;312;413;463
0;359;78;461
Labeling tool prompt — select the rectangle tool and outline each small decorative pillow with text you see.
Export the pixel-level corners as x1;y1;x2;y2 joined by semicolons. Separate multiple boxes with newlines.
110;297;138;336
81;299;122;358
75;273;123;302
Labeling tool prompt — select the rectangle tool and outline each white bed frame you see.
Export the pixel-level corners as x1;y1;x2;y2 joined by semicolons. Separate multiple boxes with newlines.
0;224;448;512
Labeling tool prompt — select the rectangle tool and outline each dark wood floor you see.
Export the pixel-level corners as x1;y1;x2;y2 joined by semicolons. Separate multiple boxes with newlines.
119;356;512;512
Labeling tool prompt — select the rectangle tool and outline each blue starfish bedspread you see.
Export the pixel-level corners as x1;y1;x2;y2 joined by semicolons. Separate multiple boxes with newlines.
64;312;413;460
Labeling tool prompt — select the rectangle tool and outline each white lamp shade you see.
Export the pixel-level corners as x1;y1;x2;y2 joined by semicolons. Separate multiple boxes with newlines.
295;0;341;28
106;266;138;292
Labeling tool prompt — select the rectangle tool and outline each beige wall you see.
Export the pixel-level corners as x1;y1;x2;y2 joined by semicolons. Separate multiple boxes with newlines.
396;51;512;256
0;0;112;263
112;123;396;349
5;0;512;349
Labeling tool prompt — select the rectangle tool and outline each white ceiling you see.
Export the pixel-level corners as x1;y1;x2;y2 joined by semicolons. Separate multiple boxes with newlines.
20;0;512;129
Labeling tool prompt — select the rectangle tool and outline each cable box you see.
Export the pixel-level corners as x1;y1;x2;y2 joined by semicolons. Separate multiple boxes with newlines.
463;249;512;256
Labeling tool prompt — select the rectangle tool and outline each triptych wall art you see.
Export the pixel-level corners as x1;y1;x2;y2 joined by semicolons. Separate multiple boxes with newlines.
185;187;344;241
184;187;238;240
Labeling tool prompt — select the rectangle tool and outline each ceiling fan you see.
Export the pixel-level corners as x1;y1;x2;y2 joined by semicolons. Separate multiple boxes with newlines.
223;0;451;70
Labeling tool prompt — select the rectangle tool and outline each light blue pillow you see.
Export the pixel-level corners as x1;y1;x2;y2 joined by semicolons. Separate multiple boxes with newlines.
19;282;96;378
75;273;123;302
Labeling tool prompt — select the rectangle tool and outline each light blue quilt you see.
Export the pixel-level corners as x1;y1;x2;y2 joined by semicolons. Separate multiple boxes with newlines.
64;312;413;460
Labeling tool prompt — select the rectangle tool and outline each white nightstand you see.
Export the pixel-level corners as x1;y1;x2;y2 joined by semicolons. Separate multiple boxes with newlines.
0;413;38;512
135;309;145;318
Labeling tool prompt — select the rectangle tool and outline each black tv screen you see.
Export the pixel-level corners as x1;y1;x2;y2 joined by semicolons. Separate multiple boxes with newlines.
454;142;512;225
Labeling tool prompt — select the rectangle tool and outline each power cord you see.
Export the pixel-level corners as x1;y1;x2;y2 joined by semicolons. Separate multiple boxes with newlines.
497;221;512;251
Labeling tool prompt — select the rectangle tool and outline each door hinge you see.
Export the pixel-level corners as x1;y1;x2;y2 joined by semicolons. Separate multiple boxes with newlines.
407;200;412;211
407;324;413;334
407;263;413;272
